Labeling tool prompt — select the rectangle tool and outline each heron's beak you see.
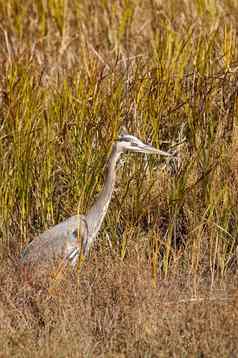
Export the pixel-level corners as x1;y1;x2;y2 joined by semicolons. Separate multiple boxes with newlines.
134;142;173;157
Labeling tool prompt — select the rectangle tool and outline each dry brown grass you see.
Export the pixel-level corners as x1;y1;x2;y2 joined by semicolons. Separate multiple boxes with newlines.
1;245;238;357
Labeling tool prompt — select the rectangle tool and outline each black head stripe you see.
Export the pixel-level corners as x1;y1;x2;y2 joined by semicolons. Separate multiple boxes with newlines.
117;136;131;142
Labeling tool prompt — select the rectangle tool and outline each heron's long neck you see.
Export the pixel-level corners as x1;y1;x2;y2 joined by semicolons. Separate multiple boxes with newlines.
85;144;121;247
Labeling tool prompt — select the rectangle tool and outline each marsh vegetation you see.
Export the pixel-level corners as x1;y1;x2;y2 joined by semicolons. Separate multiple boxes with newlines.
1;0;238;356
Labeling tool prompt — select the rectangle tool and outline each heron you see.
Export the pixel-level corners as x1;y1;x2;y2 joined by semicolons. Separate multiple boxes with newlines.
20;130;173;273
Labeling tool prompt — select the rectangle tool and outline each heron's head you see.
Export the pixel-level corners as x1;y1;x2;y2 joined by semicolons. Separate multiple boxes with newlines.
116;132;173;157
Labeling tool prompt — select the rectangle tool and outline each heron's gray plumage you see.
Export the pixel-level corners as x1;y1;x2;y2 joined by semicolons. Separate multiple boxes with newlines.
20;130;173;271
20;215;87;267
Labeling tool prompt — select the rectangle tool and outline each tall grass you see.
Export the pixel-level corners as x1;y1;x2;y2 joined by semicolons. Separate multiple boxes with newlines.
1;0;238;356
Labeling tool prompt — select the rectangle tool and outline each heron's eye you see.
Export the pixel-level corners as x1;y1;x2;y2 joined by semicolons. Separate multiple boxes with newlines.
130;142;138;148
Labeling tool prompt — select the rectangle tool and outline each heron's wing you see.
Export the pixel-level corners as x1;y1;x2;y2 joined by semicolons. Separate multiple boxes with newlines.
20;215;86;267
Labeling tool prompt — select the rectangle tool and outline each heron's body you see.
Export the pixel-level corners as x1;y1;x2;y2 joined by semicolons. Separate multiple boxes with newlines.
20;131;172;271
20;215;86;267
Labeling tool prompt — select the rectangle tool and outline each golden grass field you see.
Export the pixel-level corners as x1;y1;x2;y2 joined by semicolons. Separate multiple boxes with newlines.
1;0;238;356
